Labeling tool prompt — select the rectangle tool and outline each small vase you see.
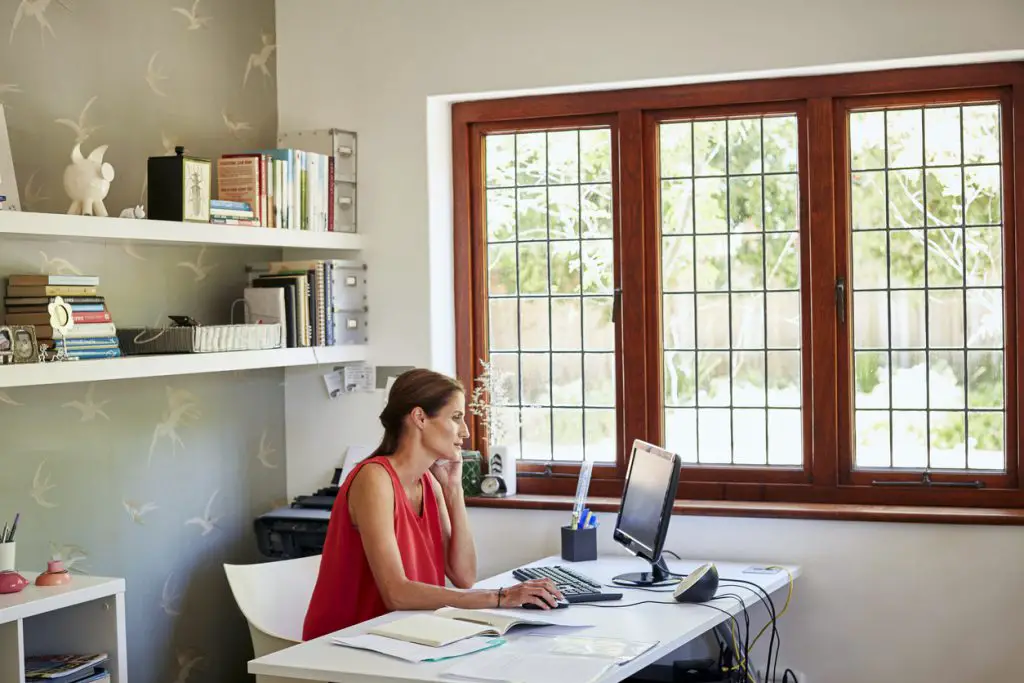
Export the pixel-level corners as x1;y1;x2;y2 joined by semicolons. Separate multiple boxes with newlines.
35;560;71;586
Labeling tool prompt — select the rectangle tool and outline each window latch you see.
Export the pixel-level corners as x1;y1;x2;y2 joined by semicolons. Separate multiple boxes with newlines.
871;472;985;488
835;277;846;324
611;287;623;324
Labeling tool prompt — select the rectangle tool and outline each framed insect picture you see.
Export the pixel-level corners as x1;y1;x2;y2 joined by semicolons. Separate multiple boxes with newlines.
147;147;211;223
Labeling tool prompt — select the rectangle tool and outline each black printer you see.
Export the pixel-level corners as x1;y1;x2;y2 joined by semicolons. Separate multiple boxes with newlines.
254;467;343;559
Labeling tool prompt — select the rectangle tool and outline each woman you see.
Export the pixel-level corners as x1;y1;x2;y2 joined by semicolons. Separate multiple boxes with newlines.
302;368;562;640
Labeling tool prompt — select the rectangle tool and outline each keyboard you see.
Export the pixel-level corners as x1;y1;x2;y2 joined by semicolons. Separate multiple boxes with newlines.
512;564;623;603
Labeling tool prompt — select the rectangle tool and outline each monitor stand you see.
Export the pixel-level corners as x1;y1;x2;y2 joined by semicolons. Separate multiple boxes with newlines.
612;554;676;587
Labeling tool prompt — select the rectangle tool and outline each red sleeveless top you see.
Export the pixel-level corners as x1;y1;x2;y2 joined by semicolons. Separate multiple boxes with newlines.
302;456;446;640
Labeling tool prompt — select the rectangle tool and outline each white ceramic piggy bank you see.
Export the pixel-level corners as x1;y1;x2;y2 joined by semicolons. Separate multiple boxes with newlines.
64;143;115;217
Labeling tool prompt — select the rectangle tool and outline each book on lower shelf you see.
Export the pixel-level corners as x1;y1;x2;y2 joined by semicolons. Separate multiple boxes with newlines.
25;652;109;683
3;275;122;360
245;258;367;349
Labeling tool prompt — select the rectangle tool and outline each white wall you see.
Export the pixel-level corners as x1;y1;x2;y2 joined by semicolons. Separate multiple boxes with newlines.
276;1;1024;681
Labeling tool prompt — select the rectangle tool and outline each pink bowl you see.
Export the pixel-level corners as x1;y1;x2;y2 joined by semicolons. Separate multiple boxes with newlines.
0;570;28;594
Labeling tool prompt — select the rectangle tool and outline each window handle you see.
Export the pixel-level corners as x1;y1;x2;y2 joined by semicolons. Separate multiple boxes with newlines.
611;287;622;324
871;472;985;488
835;277;846;324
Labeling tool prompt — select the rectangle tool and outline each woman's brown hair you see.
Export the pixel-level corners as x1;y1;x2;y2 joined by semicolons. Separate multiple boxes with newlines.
373;368;464;456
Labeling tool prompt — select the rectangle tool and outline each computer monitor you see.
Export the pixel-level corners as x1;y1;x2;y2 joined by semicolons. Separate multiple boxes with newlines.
611;439;681;587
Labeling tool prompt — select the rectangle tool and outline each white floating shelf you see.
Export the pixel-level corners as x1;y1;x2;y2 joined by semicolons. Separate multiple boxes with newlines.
0;345;368;388
0;211;363;250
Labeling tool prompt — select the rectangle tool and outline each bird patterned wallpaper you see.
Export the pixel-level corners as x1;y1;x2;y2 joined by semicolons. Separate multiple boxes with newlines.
0;1;286;682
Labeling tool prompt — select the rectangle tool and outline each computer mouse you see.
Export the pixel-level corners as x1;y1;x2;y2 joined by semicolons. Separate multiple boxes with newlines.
522;598;569;609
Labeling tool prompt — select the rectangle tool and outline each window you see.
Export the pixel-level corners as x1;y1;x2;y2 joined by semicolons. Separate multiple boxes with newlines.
453;62;1024;511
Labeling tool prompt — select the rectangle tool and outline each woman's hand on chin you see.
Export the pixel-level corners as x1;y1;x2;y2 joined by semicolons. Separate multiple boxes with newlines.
430;455;463;493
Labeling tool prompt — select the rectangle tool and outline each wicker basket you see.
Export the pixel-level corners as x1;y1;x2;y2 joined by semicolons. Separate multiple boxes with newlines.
117;323;282;355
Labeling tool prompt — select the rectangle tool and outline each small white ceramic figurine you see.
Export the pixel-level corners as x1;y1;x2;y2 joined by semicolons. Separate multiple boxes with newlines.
64;143;115;217
119;204;145;219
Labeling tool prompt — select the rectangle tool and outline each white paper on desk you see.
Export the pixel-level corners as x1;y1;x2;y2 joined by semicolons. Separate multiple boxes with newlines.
442;650;615;683
331;634;503;663
525;633;659;663
339;445;375;487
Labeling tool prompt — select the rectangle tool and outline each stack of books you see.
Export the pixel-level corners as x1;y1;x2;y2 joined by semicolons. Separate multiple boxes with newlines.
3;275;121;359
210;199;259;225
216;149;334;231
25;652;110;682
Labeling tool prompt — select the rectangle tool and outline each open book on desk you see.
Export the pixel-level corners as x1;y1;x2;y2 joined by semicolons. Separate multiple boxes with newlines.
368;607;585;648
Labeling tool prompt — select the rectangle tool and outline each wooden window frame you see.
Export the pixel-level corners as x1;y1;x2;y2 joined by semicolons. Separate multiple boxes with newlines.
452;61;1024;512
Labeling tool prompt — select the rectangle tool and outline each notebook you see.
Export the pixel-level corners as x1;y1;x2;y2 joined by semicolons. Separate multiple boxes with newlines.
368;607;570;647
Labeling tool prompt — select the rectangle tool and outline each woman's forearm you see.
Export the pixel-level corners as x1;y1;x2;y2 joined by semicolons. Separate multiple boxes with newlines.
382;580;497;611
442;484;478;588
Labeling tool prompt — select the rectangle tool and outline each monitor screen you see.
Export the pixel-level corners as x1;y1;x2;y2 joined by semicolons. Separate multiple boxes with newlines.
615;441;680;557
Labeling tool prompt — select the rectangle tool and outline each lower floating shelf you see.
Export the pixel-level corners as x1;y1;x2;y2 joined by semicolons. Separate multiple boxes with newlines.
0;345;368;388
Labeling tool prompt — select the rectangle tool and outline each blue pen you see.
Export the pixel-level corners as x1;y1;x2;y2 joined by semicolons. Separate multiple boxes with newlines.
579;508;591;529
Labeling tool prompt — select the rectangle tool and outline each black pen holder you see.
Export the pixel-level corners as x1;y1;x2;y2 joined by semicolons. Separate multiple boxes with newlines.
560;525;597;562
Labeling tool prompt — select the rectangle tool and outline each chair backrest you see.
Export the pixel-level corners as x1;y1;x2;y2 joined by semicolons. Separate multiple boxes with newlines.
224;554;321;653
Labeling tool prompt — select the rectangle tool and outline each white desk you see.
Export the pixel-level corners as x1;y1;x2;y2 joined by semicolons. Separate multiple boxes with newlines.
249;555;801;683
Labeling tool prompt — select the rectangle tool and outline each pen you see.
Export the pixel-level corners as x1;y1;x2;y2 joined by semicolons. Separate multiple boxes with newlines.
1;523;7;544
7;513;18;542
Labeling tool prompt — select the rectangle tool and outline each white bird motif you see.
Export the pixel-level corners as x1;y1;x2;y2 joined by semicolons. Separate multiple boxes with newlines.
54;95;99;144
62;383;110;421
255;429;277;469
0;390;23;406
172;651;203;683
48;542;88;573
171;0;210;30
39;251;83;275
123;243;146;261
23;171;49;209
148;386;200;465
177;245;216;281
185;489;220;536
146;52;169;97
10;0;68;46
243;32;276;86
122;499;158;525
31;461;57;508
160;572;182;616
221;110;252;138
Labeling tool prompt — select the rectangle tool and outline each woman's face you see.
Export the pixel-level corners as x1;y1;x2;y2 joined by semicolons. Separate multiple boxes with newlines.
421;392;469;462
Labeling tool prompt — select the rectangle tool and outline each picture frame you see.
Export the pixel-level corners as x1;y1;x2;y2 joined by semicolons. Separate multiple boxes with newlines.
9;325;38;364
183;157;211;222
0;326;12;365
0;105;20;212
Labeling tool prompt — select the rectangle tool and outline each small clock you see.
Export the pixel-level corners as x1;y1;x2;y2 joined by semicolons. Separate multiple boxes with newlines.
479;474;508;498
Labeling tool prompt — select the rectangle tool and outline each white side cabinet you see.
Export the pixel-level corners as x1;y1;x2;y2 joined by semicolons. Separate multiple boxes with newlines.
0;575;126;682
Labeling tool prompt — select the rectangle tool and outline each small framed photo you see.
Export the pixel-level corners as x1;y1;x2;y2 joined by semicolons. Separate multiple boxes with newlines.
10;325;38;364
0;326;12;365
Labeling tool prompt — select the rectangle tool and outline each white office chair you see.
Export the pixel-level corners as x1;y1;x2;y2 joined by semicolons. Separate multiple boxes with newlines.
224;554;321;683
